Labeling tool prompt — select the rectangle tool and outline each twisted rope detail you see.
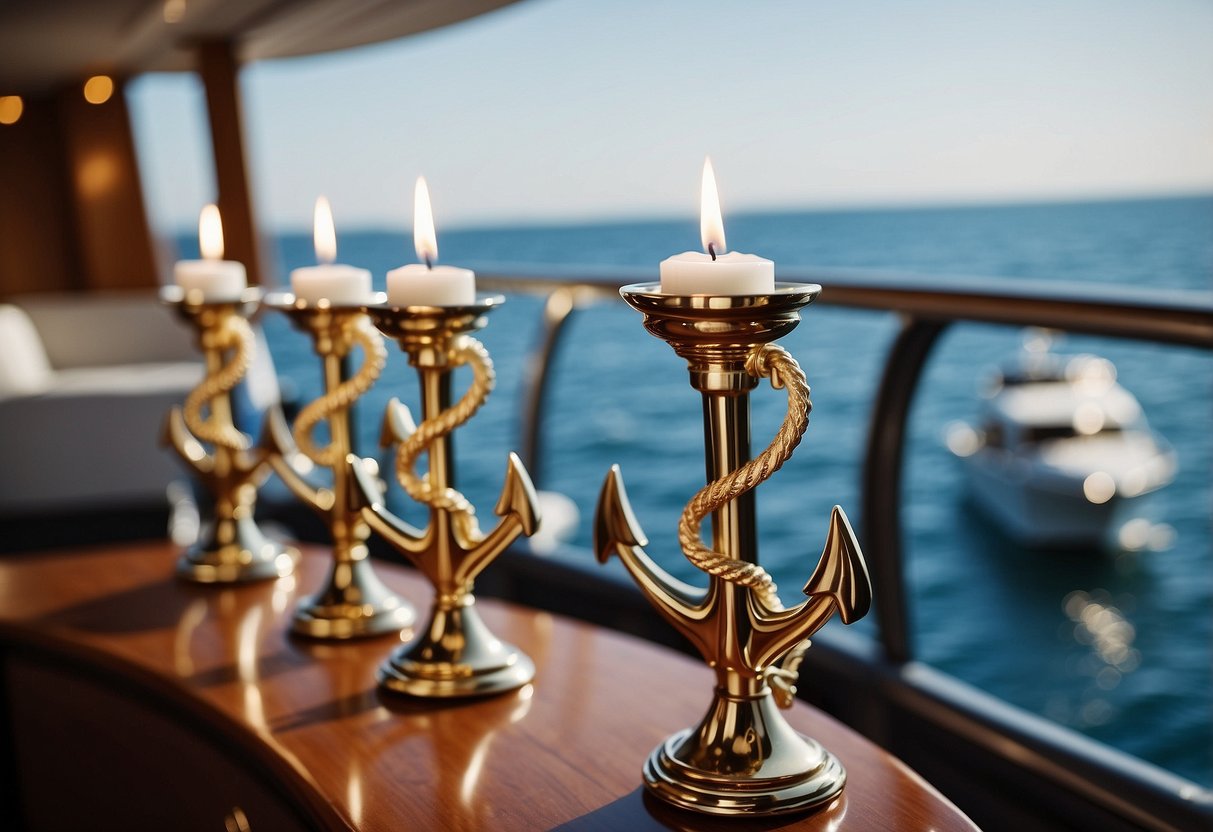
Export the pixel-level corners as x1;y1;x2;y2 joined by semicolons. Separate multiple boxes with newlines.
294;318;387;467
395;337;495;541
677;344;812;611
183;315;255;450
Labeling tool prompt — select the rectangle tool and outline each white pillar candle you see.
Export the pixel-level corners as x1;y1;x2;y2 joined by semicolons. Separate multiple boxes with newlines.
290;197;372;304
174;204;247;299
386;177;476;306
659;159;774;296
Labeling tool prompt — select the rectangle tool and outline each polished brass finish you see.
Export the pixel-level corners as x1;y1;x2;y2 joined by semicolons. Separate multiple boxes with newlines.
262;293;415;639
595;282;873;816
161;286;299;584
353;296;540;697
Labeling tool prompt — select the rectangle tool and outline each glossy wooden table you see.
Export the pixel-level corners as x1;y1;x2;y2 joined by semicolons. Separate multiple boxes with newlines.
0;542;977;831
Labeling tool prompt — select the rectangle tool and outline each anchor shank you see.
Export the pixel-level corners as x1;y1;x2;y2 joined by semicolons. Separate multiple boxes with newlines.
203;343;231;425
420;364;457;590
323;350;357;563
701;386;764;695
701;390;756;564
420;364;456;489
204;342;235;480
340;352;359;455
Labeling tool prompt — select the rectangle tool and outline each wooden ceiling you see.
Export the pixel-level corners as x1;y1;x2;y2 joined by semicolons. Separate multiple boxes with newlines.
0;0;522;95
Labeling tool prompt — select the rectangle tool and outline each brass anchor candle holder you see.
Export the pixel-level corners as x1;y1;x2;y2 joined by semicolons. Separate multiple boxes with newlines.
350;295;541;697
261;293;415;639
162;286;299;583
595;283;873;816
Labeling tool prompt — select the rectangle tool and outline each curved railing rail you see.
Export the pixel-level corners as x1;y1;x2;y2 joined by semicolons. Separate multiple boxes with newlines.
478;266;1213;660
472;265;1213;831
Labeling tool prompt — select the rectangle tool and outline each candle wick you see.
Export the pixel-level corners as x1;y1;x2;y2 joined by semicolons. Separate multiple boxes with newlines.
707;242;717;262
424;255;433;270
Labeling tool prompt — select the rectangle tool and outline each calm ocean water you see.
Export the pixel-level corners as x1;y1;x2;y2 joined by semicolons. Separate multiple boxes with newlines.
244;196;1211;784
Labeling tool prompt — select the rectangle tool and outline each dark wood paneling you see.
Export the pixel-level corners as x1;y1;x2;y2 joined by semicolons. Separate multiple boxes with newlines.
197;41;263;287
0;94;81;296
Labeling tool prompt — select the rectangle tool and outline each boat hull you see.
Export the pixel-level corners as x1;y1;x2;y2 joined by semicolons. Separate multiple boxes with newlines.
963;450;1127;547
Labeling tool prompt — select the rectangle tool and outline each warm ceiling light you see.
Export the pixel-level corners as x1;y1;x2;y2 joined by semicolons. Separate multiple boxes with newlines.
83;76;114;105
163;0;186;24
0;96;23;125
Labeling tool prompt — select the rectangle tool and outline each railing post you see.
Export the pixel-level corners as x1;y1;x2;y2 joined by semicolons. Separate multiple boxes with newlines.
861;316;949;664
519;287;578;488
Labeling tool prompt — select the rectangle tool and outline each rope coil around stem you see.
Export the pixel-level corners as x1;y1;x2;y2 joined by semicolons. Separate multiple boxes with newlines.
395;336;494;541
183;315;255;450
677;344;812;610
293;317;387;467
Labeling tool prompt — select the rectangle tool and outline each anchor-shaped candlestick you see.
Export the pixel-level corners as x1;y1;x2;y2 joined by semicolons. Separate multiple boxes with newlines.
261;293;415;639
595;284;873;816
350;295;541;697
161;286;299;583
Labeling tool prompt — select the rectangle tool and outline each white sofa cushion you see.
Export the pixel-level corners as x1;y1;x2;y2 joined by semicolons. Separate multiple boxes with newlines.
0;304;53;397
15;291;196;368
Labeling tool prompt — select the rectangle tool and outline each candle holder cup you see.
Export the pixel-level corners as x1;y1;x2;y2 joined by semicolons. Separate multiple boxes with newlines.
595;283;873;816
261;293;415;639
161;286;299;584
349;295;541;697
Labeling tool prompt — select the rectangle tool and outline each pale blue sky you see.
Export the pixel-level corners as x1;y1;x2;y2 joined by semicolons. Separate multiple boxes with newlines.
129;0;1213;232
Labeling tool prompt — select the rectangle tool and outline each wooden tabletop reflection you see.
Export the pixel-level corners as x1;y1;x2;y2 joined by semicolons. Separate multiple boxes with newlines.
0;542;977;831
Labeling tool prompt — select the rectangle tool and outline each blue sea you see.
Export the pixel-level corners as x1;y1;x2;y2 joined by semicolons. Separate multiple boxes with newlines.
246;195;1211;785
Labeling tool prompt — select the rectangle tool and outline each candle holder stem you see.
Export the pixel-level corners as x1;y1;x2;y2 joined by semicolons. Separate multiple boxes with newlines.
352;298;541;698
161;287;299;584
595;285;872;816
702;391;757;565
262;296;414;639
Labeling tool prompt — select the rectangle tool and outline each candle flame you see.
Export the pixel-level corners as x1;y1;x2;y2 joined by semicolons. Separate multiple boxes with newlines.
700;157;726;256
199;203;224;261
413;176;437;266
314;196;337;264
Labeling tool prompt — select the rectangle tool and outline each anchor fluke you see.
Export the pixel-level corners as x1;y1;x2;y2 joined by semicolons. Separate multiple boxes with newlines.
163;407;211;468
802;505;872;624
493;452;541;536
260;405;333;512
348;452;388;511
594;464;649;563
258;406;293;457
380;397;418;447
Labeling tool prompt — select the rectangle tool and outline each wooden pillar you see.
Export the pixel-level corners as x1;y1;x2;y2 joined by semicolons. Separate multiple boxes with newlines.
197;40;262;286
57;78;158;292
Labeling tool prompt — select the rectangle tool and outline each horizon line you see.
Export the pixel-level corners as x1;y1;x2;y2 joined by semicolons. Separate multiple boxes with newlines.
164;188;1213;237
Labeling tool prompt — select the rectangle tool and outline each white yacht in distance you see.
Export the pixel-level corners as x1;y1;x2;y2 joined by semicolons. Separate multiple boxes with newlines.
948;339;1177;548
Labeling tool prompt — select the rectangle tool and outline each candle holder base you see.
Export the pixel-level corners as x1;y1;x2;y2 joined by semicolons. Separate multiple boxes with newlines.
358;294;541;699
261;293;416;641
642;690;845;816
177;516;299;585
376;598;534;698
162;285;299;586
291;553;416;639
594;281;871;818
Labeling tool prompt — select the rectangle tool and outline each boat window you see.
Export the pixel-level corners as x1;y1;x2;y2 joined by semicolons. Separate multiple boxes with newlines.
1022;424;1122;444
1022;424;1077;443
